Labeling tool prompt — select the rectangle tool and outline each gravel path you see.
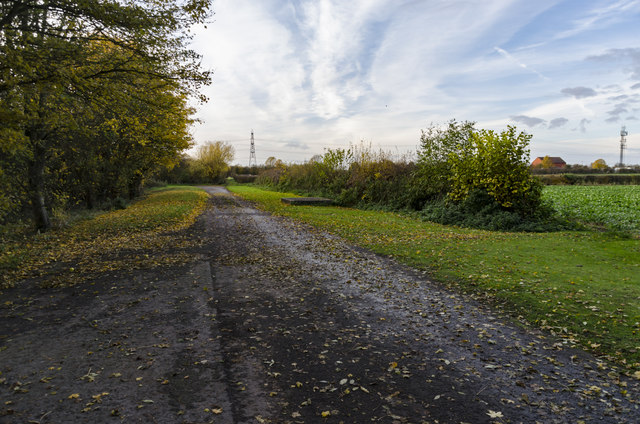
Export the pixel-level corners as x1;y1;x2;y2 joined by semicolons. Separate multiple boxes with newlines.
0;186;638;423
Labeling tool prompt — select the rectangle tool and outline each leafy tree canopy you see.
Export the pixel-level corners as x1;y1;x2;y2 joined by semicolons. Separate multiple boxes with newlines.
195;141;235;183
540;155;553;169
0;0;212;229
591;158;608;170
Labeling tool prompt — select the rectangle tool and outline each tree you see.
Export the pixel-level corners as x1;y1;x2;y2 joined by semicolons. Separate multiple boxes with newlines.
0;0;212;230
0;1;211;95
540;155;553;169
309;154;323;164
0;126;28;223
591;158;608;170
414;120;476;202
265;156;278;168
448;126;542;213
196;142;235;183
416;122;543;215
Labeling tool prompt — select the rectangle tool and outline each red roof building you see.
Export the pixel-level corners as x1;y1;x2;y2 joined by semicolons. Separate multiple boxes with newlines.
530;156;567;169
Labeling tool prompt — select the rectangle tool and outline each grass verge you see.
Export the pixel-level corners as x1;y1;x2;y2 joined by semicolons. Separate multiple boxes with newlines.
229;185;640;372
0;186;209;289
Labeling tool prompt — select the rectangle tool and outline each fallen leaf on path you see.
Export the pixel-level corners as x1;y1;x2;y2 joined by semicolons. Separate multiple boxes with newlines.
487;410;503;418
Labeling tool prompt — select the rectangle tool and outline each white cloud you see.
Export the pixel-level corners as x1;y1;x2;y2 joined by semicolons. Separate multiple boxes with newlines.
588;48;640;80
510;115;546;127
188;0;640;165
530;0;640;48
548;117;569;129
296;0;392;118
579;118;591;133
561;87;598;98
494;47;548;80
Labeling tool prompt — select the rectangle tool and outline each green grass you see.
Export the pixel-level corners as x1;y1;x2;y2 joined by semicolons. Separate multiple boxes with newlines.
229;185;640;372
0;186;209;289
543;185;640;233
71;186;208;236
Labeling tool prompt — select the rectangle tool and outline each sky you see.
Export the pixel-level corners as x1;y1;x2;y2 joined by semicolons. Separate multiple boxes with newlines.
189;0;640;166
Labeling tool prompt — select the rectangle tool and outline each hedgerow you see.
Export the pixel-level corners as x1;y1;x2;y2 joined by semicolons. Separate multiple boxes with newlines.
255;121;559;231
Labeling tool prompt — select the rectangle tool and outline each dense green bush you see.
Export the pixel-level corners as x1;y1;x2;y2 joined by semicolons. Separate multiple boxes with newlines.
413;120;475;206
415;121;545;218
420;190;565;232
537;174;570;185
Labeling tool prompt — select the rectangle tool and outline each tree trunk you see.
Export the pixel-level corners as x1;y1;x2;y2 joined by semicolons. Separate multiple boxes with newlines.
86;187;94;209
128;174;143;200
28;143;51;231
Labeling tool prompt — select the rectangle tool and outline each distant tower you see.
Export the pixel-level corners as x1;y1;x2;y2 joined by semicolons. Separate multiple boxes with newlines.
249;130;257;168
619;125;628;167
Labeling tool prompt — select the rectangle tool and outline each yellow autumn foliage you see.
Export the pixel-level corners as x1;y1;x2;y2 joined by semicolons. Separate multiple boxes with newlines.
0;187;208;289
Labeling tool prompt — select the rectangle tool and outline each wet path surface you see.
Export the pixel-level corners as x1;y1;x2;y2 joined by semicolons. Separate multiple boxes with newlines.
1;186;638;423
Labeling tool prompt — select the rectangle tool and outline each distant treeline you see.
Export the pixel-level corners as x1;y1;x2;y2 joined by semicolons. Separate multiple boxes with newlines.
531;165;640;175
538;173;640;185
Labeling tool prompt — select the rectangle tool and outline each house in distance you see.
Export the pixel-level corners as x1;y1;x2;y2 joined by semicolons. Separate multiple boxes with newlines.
530;156;567;169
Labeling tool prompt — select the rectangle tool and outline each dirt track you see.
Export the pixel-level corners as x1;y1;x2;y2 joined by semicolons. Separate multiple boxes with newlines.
1;186;638;423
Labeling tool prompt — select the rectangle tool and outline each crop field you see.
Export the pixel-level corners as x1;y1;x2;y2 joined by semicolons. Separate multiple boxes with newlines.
543;185;640;233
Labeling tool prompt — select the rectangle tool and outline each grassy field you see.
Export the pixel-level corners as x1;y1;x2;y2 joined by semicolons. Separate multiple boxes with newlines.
544;185;640;233
0;186;208;289
229;185;640;373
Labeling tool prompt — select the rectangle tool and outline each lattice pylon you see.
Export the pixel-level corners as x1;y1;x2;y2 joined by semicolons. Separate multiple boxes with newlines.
249;130;257;168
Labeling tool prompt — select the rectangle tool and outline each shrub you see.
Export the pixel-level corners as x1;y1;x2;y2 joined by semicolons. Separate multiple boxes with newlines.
232;174;257;184
255;142;418;208
537;174;569;185
420;190;564;232
144;179;168;188
255;167;284;186
447;126;543;216
414;120;475;204
415;121;545;218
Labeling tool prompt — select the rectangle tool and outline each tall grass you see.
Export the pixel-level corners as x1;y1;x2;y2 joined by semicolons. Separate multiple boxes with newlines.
256;142;425;210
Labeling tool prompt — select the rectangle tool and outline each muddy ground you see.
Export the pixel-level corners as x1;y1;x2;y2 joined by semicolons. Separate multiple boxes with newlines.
1;186;638;423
